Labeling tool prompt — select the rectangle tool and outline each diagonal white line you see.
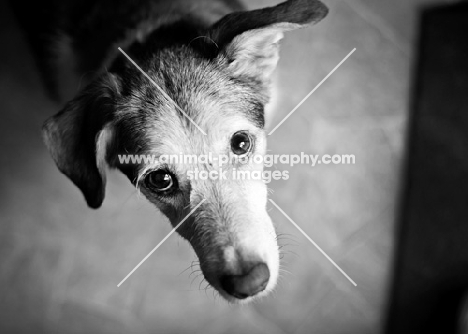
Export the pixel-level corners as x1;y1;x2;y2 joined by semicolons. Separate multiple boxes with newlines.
117;47;207;135
268;48;356;136
117;199;206;287
269;199;357;286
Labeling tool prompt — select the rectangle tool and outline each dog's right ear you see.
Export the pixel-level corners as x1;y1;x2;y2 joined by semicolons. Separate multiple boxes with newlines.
207;0;328;85
42;74;121;209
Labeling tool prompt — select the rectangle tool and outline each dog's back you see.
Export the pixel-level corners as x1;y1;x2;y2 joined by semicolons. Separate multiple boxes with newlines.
10;0;244;101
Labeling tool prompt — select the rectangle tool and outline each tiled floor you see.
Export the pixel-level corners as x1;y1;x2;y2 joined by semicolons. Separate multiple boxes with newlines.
0;0;440;333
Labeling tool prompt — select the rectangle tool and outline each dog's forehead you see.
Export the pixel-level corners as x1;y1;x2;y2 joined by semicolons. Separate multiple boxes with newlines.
147;104;263;157
119;47;266;154
151;49;265;120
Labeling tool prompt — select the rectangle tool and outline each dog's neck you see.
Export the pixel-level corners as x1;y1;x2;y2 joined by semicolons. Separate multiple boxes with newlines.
75;0;243;77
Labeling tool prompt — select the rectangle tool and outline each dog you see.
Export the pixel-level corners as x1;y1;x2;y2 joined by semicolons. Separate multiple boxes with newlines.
12;0;328;303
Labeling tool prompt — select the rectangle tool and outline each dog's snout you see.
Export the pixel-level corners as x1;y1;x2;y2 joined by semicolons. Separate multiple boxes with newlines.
220;262;270;299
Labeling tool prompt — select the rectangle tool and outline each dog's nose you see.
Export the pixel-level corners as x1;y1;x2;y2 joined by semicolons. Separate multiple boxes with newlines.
220;262;270;299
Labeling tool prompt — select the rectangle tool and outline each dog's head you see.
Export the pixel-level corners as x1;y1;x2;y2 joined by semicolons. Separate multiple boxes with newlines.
42;0;328;303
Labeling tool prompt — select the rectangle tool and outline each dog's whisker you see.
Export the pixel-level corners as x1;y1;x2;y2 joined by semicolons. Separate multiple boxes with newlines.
277;244;299;251
188;269;202;279
279;268;294;276
275;276;285;291
277;243;298;250
199;277;208;292
212;289;220;303
275;232;300;242
178;260;200;276
177;266;192;276
190;272;204;287
276;232;298;238
277;241;298;247
203;281;214;300
189;259;200;269
189;259;200;267
277;240;299;248
280;249;301;258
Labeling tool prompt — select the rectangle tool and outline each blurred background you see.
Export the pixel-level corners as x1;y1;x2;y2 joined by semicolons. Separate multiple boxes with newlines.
1;0;466;333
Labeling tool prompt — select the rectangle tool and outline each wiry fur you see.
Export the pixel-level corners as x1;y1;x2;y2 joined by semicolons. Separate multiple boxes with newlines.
15;0;328;303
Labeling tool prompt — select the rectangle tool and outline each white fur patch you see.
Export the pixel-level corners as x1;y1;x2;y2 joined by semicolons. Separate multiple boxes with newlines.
96;125;114;180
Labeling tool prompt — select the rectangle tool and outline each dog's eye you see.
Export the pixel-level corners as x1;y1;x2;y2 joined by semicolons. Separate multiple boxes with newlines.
231;131;252;155
145;170;177;193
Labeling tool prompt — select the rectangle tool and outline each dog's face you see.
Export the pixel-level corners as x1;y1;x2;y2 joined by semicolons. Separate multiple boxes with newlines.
42;0;328;302
109;47;279;302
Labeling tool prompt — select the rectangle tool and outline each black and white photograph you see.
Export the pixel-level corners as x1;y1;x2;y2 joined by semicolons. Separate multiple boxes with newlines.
1;0;468;333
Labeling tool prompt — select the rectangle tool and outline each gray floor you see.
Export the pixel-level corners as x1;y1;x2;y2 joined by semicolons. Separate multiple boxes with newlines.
0;0;442;333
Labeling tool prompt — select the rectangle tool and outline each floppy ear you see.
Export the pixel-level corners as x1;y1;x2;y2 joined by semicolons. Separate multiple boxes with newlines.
208;0;328;83
42;74;121;208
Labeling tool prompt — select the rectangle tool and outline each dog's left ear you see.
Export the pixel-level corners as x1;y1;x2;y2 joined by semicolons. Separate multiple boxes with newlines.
208;0;328;84
42;74;120;209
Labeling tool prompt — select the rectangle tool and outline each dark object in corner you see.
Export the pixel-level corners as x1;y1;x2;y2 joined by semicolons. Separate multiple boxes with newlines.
386;2;468;334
